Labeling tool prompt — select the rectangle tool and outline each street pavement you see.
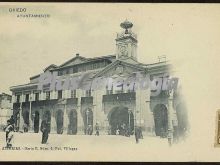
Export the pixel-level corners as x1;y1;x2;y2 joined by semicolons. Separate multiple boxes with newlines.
0;131;192;161
0;131;169;148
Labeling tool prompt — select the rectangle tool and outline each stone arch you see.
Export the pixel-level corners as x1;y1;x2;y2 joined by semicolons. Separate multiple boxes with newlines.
82;108;93;135
33;111;40;133
108;106;134;135
68;109;77;135
153;104;168;138
56;109;64;134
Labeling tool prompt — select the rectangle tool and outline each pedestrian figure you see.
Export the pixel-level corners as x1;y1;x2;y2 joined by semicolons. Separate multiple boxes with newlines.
4;120;12;143
40;119;50;144
9;115;15;125
95;123;99;136
139;127;143;139
135;126;140;144
86;125;92;135
88;125;93;135
6;125;14;148
124;125;129;137
23;123;28;133
116;127;120;135
121;123;126;136
108;126;111;135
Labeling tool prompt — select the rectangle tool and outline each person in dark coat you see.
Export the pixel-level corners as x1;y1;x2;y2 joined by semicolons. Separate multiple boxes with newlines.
40;119;50;144
95;123;99;136
135;126;140;143
139;127;143;139
6;125;14;148
4;120;12;143
23;123;28;133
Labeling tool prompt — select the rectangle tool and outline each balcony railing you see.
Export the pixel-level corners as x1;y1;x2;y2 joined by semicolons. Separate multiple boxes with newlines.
81;97;93;104
103;92;136;102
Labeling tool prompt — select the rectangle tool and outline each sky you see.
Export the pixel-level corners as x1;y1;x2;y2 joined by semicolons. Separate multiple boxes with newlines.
1;3;220;161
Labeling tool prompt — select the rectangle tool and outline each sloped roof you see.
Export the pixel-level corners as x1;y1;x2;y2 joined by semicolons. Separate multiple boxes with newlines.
59;55;88;68
43;64;58;72
55;54;116;70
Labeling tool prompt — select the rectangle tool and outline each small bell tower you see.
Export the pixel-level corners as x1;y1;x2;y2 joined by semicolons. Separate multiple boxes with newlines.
115;20;138;61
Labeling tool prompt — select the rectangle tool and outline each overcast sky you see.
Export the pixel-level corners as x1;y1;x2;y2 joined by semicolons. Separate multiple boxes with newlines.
1;3;220;160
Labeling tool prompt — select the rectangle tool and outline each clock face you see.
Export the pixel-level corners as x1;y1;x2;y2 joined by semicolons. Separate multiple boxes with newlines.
119;45;127;56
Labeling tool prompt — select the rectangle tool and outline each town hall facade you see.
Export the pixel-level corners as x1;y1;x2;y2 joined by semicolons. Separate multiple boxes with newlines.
10;20;188;141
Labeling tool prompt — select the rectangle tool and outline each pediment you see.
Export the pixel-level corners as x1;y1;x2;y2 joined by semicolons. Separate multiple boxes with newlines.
59;56;88;68
94;60;145;78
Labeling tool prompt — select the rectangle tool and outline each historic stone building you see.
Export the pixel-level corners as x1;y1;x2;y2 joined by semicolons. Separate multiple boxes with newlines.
10;20;188;140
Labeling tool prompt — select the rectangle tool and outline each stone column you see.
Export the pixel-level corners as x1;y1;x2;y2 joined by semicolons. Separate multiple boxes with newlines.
92;90;97;126
19;103;24;132
135;89;141;127
29;93;33;132
63;103;69;134
39;110;42;133
141;89;152;135
94;89;105;134
19;94;24;132
168;95;174;146
50;108;56;134
77;89;84;135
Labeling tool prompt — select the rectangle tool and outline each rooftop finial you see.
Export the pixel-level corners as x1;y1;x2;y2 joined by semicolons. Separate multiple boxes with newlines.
120;19;133;34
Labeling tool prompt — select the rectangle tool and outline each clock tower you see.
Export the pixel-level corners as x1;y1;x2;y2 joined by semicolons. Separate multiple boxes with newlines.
116;20;138;61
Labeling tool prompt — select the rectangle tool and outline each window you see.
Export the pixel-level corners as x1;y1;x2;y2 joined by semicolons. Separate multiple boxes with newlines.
72;67;78;73
97;62;100;69
16;95;20;103
86;90;91;97
106;85;113;95
58;90;62;99
71;90;76;98
46;91;50;100
25;94;29;102
66;69;69;74
58;70;63;76
94;63;97;69
35;93;39;101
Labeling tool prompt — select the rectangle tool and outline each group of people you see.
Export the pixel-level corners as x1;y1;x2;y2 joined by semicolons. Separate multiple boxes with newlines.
3;116;143;146
115;123;132;137
85;123;100;136
112;123;144;143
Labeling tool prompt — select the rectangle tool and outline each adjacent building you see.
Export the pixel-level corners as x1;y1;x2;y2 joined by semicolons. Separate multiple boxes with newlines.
0;93;12;130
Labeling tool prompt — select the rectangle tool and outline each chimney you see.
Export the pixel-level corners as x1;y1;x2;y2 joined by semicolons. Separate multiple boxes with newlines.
76;53;79;57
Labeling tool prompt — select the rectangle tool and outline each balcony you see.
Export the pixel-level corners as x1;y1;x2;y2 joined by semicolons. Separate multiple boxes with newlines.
67;98;78;105
81;97;93;104
150;90;170;100
103;92;136;102
31;99;58;107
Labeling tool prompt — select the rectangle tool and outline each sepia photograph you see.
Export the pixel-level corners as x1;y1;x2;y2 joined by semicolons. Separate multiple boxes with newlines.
0;3;220;162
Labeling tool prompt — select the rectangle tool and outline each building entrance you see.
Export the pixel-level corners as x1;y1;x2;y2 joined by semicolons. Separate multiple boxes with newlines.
109;107;134;135
153;104;168;138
